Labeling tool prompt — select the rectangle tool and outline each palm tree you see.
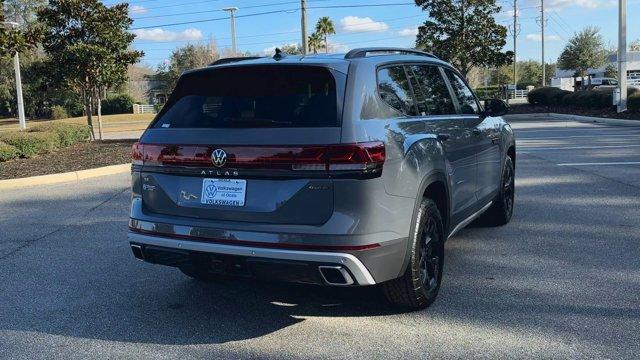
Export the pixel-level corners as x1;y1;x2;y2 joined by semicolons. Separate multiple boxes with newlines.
308;32;323;54
315;17;335;53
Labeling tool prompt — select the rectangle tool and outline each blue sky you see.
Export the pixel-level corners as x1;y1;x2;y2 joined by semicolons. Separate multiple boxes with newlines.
117;0;640;69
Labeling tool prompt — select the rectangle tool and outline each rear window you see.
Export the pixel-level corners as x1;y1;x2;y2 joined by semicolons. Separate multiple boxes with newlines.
153;65;339;128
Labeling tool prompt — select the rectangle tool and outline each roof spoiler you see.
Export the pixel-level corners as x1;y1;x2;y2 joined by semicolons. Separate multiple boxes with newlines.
344;47;438;60
209;56;263;66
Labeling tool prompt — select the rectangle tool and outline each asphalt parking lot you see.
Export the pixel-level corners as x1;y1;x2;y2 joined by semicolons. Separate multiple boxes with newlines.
1;117;639;359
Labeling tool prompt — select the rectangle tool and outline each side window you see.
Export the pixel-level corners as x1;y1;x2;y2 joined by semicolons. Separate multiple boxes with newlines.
377;66;417;116
444;70;480;115
409;65;457;115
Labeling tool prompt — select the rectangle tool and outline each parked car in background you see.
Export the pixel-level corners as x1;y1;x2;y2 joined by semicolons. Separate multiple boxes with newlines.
127;47;516;310
590;77;619;89
628;77;640;90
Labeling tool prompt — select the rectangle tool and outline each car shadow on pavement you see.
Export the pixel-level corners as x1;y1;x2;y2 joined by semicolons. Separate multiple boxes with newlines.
111;275;401;344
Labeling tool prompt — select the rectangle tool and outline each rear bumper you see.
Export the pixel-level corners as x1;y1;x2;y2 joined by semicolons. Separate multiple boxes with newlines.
128;231;378;285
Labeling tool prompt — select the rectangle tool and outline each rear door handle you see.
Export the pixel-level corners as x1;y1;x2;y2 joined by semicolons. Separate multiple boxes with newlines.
472;128;482;135
437;134;450;142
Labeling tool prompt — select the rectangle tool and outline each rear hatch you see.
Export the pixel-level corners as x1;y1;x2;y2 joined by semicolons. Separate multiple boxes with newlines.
134;64;381;225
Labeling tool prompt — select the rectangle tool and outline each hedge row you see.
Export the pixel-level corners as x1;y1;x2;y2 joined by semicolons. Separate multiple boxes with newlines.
0;141;20;162
30;122;92;147
528;86;640;109
629;92;640;112
0;123;90;162
527;87;572;106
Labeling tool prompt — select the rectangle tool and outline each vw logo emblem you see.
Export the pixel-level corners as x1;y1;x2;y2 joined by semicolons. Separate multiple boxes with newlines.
211;149;227;167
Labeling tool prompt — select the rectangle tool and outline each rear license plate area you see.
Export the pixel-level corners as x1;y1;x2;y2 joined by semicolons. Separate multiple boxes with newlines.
201;178;247;207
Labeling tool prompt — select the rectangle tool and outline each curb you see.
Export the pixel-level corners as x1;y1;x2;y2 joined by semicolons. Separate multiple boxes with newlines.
547;113;640;127
506;113;640;127
0;163;131;190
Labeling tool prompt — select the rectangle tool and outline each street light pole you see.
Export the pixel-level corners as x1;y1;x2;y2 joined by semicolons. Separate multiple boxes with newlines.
618;0;627;112
541;0;546;87
223;7;239;56
2;21;26;130
512;0;518;89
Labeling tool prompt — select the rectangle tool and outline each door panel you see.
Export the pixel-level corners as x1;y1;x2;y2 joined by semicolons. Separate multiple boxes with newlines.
425;118;478;215
407;64;477;216
468;117;502;200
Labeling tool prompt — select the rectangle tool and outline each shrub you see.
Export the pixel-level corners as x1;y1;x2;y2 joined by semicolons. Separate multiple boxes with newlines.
0;131;59;158
0;141;20;162
29;122;91;147
102;93;135;115
562;89;613;108
50;105;69;120
527;87;571;106
629;92;640;112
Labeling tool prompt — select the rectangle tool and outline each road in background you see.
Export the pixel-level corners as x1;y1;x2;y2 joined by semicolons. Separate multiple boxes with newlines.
0;118;639;359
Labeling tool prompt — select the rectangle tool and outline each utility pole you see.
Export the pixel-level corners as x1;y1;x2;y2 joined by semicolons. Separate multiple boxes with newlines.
508;0;520;89
541;0;546;86
2;21;26;130
301;0;308;54
223;7;239;56
618;0;627;112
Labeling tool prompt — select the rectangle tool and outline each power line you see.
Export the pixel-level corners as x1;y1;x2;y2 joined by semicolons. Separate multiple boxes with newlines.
137;21;424;49
130;3;416;30
131;0;333;20
133;14;424;43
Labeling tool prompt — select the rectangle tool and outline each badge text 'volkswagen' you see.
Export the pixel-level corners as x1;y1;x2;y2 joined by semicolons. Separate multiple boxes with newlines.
211;149;227;167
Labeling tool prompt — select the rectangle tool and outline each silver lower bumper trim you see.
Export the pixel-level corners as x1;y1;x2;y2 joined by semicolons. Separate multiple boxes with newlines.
128;232;377;285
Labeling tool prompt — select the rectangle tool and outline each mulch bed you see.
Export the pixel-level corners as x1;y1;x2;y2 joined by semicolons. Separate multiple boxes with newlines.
0;140;135;180
508;104;640;120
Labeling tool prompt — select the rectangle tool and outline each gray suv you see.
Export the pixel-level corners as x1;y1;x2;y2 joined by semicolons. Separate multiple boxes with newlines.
128;47;516;310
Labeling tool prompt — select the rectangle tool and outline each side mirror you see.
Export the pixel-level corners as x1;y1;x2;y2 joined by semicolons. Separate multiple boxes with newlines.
483;99;509;117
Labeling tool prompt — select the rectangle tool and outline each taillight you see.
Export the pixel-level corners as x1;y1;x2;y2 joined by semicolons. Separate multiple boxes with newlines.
133;142;385;176
131;142;143;165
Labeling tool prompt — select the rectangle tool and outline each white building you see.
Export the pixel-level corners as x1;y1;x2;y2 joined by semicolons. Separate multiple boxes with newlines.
552;51;640;91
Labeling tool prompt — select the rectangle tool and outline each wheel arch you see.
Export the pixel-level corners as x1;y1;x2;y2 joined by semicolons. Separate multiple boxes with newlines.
507;143;516;169
396;171;450;279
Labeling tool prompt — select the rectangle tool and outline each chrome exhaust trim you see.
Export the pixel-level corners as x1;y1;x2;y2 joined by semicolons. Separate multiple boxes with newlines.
318;265;354;286
130;244;145;261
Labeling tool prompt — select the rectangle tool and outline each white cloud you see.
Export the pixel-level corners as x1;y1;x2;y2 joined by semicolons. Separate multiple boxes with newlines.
132;28;203;42
526;33;561;41
546;0;615;9
130;5;148;14
327;41;349;53
339;16;389;33
397;27;419;37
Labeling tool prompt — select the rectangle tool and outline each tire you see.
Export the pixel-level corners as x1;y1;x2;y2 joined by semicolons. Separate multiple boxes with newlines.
482;156;515;226
179;265;225;282
383;198;445;310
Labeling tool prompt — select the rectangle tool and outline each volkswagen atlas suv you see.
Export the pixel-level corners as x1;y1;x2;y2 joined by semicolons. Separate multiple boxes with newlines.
128;47;516;310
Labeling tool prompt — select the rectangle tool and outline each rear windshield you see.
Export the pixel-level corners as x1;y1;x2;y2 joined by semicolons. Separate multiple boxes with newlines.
152;65;339;128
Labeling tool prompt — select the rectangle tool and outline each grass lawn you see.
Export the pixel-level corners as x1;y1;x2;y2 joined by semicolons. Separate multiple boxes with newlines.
0;113;155;133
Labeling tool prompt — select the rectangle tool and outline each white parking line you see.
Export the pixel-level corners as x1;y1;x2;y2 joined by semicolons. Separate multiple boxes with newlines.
515;127;640;132
518;133;640;140
518;144;640;151
557;161;640;166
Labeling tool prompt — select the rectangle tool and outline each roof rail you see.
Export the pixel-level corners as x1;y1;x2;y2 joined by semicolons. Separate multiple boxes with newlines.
344;47;438;60
209;56;263;66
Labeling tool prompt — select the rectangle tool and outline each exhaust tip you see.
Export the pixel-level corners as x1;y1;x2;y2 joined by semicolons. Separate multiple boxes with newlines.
319;266;354;286
130;244;145;261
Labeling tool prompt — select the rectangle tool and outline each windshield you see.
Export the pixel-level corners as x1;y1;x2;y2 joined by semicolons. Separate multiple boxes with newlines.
152;65;339;128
